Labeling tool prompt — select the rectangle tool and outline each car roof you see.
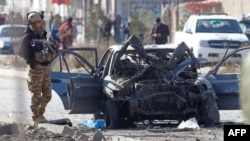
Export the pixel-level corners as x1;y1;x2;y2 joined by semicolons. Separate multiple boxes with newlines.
189;14;237;20
109;43;177;52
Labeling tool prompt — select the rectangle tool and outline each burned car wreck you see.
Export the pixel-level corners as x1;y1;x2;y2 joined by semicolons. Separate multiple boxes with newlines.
51;35;245;129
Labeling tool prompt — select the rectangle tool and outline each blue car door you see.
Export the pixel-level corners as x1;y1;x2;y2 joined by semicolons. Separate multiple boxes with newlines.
205;46;250;110
206;73;240;110
50;48;103;114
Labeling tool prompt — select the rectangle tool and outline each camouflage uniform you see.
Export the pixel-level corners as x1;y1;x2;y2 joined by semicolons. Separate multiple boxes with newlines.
18;11;59;122
27;64;52;121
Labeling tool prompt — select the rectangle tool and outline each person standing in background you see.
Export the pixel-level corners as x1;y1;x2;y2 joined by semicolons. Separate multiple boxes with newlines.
75;18;83;43
50;14;62;43
151;17;169;44
58;17;73;49
124;22;131;40
0;14;5;25
49;11;54;31
101;15;112;42
120;19;126;43
113;14;121;44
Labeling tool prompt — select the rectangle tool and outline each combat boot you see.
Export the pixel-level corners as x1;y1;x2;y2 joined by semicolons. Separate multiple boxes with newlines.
34;115;48;123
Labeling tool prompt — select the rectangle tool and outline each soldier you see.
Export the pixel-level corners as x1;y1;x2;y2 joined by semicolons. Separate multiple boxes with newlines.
18;11;59;123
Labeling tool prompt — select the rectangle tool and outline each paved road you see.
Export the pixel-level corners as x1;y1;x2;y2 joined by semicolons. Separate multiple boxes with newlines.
0;67;92;126
0;66;247;141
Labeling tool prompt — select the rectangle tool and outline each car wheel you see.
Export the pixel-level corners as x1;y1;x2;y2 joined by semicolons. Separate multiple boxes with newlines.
120;118;136;128
196;93;220;126
104;100;120;129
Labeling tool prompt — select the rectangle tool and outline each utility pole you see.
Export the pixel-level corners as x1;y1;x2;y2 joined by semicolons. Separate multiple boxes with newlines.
165;0;179;43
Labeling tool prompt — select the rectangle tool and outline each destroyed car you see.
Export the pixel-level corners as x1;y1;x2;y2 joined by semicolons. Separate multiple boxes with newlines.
51;35;246;129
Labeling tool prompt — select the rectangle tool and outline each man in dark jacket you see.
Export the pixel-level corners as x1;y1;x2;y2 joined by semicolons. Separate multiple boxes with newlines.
151;17;170;44
18;11;59;123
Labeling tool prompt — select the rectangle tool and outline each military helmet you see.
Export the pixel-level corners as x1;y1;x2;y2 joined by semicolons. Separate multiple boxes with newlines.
27;12;42;24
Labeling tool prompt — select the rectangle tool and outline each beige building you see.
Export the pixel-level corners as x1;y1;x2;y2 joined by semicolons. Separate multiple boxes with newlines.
1;0;250;21
220;0;250;19
96;0;250;21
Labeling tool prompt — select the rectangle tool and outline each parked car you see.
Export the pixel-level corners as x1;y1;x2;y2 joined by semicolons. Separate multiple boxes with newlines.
239;19;250;41
0;24;26;54
175;12;249;63
50;35;247;129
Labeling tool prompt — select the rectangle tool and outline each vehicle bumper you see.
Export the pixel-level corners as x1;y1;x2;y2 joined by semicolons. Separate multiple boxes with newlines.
0;46;13;54
194;47;249;63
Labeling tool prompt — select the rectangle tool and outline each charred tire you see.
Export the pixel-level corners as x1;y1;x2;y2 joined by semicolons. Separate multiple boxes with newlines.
196;93;220;126
120;107;136;128
104;100;120;129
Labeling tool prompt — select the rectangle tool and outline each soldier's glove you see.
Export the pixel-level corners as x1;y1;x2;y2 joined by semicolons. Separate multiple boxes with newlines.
27;60;36;70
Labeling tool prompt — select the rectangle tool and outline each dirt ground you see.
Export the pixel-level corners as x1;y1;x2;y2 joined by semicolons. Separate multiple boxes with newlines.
0;122;76;141
0;55;247;141
0;113;246;141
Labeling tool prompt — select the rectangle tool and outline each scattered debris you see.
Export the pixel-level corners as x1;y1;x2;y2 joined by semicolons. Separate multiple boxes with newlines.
178;117;200;131
82;119;106;129
91;130;106;141
0;123;19;135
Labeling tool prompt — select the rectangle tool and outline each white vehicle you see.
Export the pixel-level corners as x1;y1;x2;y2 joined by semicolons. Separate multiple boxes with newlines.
0;24;26;54
239;18;250;40
175;13;249;63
